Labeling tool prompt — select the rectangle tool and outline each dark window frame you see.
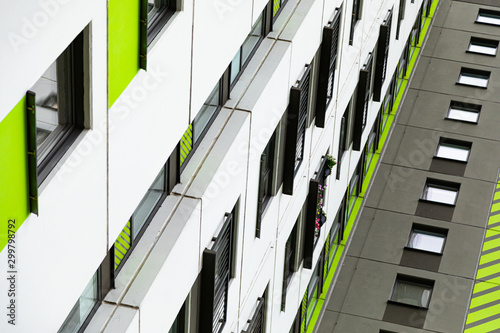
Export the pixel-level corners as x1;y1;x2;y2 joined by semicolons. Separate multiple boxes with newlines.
446;100;481;124
434;137;472;163
406;224;448;255
349;0;363;45
396;0;406;40
467;36;499;56
242;294;266;333
200;212;234;333
476;8;500;27
456;67;491;89
281;222;298;311
389;275;434;309
420;178;460;207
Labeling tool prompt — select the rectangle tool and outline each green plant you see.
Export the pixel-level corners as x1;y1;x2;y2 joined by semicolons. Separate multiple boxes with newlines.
325;155;336;170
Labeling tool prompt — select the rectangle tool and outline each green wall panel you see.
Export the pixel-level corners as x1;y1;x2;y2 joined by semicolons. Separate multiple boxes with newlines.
108;0;141;108
0;98;30;253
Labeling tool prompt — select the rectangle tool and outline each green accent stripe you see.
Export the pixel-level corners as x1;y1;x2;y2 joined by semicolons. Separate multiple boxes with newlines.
180;124;193;166
114;220;132;270
273;0;281;17
464;172;500;329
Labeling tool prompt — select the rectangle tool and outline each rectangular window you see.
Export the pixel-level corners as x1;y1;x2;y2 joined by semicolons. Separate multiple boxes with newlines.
476;9;500;26
145;0;177;44
336;99;355;179
349;0;363;44
325;210;341;271
242;296;266;333
407;225;447;254
283;64;311;194
353;53;373;151
390;276;434;308
256;130;277;237
282;222;298;311
457;68;490;88
373;10;393;101
58;252;113;333
168;297;187;333
435;138;471;162
200;213;234;333
447;101;481;123
28;28;87;186
316;7;342;127
467;37;499;56
396;0;406;39
302;261;323;330
230;12;265;87
114;165;168;272
273;0;289;21
421;179;460;206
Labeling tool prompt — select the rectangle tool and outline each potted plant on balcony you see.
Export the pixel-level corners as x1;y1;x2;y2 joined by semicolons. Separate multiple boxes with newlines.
324;155;337;177
315;184;327;240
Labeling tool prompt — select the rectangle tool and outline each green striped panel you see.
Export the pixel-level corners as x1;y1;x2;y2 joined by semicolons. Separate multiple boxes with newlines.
464;172;500;332
273;0;281;17
180;124;193;167
114;220;132;270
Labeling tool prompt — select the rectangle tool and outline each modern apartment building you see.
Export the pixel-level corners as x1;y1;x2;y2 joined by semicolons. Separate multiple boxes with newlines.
316;0;500;332
0;0;439;332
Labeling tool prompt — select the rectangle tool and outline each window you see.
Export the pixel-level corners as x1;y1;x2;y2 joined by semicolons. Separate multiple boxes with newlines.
242;293;266;333
145;0;177;45
114;165;168;272
336;95;356;179
476;9;500;26
256;130;277;237
457;68;490;88
349;0;363;44
58;252;113;333
200;213;235;333
364;125;378;175
407;225;447;254
467;37;498;56
446;101;481;123
283;64;312;194
396;0;406;39
316;7;342;126
301;261;323;330
180;75;228;168
282;222;298;311
373;9;393;101
435;138;471;162
168;297;188;333
353;52;373;151
273;0;288;21
390;276;434;308
347;163;362;217
230;12;266;87
421;179;460;206
325;210;341;271
27;28;87;187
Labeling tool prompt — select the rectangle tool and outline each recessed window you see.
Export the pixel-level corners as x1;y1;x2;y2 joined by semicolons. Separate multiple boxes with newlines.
29;29;87;184
447;101;481;123
391;276;434;308
476;9;500;26
435;138;471;162
408;225;447;254
422;179;460;205
467;37;499;56
147;0;177;44
457;68;490;88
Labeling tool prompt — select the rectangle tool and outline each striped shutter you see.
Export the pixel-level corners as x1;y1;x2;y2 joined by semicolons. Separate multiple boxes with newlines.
373;10;392;101
114;221;132;271
303;179;319;269
200;215;233;333
26;91;38;215
300;289;308;332
139;0;147;70
296;66;310;170
256;154;266;238
179;124;193;167
336;115;346;180
353;54;373;151
316;7;342;128
281;240;291;311
242;297;265;333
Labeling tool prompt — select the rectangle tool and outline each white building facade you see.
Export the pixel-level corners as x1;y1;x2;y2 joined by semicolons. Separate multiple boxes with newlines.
0;0;436;332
